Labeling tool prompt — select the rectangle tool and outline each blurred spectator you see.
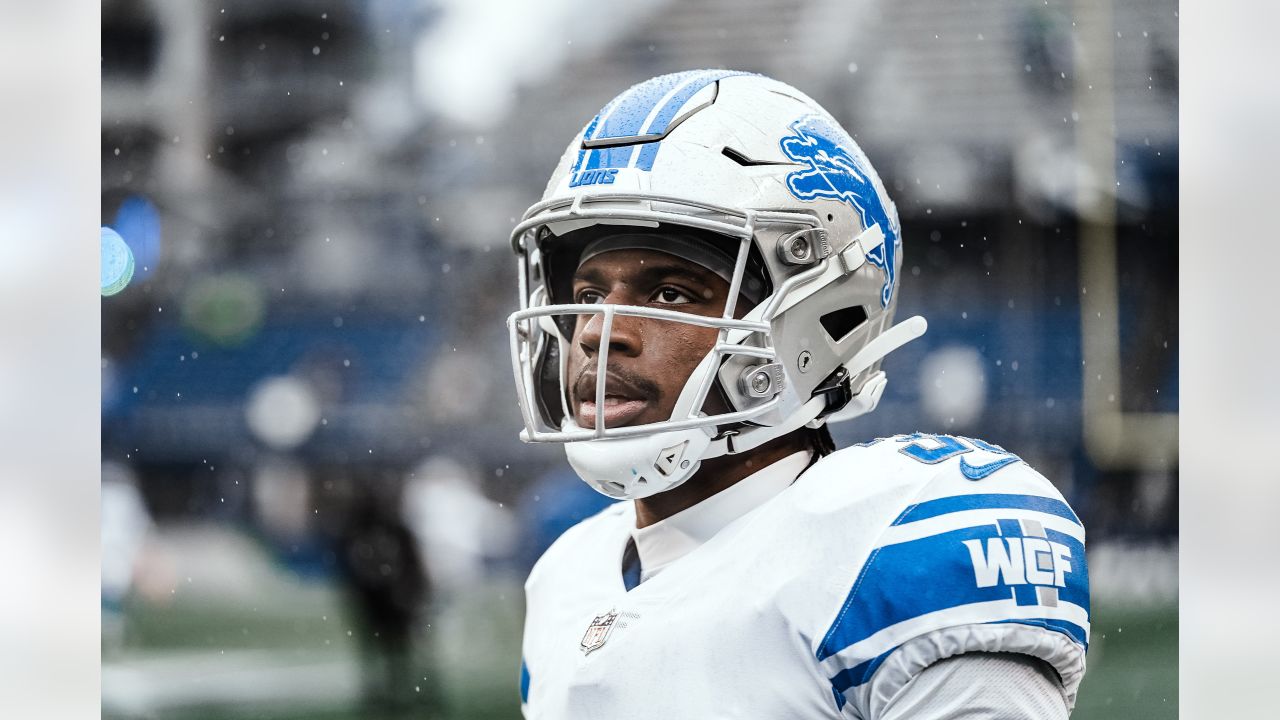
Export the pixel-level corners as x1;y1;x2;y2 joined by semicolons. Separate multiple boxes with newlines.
402;455;518;594
335;483;436;716
100;461;153;653
251;456;333;578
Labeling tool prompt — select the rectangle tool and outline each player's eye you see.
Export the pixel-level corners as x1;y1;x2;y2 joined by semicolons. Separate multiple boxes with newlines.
576;289;605;304
653;287;693;305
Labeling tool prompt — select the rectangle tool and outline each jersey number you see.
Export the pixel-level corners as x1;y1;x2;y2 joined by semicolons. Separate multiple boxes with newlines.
897;433;1021;480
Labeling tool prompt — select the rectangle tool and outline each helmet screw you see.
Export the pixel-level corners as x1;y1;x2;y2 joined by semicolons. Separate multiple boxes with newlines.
798;350;813;373
750;370;772;394
776;229;828;265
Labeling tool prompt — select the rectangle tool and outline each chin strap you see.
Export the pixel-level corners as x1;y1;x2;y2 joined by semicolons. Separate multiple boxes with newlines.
704;394;829;459
817;371;887;425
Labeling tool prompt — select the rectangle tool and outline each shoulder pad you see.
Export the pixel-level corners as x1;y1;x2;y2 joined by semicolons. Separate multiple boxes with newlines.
813;434;1089;715
793;433;1056;520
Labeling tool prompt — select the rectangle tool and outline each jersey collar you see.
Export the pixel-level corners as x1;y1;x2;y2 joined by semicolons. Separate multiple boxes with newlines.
630;450;812;582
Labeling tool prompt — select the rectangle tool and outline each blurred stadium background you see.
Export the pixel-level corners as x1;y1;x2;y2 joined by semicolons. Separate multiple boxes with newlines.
100;0;1176;718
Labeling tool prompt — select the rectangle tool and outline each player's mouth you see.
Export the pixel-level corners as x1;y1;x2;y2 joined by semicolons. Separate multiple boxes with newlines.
574;373;653;428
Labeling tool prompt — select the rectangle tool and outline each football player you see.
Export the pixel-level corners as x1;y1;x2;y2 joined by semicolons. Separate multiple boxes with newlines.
507;70;1088;719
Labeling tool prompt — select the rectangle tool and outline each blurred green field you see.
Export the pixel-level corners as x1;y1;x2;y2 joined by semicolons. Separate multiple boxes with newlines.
109;600;1174;720
104;530;1174;720
1074;603;1179;720
103;526;523;720
106;581;524;720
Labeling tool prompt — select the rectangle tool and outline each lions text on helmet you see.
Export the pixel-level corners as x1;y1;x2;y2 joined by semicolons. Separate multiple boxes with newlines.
507;70;927;500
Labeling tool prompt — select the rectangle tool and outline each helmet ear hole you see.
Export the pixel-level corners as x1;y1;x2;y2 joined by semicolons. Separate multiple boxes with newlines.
819;305;869;343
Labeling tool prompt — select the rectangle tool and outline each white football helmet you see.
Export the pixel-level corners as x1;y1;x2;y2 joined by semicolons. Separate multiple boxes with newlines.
507;70;926;499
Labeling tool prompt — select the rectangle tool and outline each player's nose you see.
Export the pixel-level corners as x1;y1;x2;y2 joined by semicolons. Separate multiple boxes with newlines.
577;301;644;359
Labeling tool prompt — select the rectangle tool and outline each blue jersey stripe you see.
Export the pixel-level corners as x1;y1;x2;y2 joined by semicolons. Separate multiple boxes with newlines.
519;658;530;703
829;644;898;696
826;618;1086;702
817;523;1089;661
831;685;846;712
818;526;1009;660
990;617;1090;648
892;493;1082;527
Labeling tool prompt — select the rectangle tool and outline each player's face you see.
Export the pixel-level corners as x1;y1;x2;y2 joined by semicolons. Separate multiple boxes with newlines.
567;249;741;429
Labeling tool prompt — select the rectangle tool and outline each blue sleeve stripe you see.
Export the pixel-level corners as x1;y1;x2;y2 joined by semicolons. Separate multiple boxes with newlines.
892;493;1081;527
817;525;1089;660
990;617;1090;649
830;644;899;696
519;659;530;704
819;526;1003;660
825;619;1087;702
831;685;846;712
827;619;1088;696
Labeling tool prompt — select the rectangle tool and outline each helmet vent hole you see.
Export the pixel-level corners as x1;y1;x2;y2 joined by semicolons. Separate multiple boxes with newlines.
820;305;869;343
827;213;834;222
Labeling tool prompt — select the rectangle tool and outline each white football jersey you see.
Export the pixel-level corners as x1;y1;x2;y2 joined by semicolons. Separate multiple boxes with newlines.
520;433;1089;719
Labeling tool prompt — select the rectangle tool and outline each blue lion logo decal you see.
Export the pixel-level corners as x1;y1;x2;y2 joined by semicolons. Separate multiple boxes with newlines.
779;115;900;307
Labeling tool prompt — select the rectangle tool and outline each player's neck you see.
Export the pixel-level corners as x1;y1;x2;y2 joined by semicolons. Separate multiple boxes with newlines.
633;433;812;528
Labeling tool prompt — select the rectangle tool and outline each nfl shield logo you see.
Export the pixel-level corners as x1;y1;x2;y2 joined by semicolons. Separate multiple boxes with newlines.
579;609;618;654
